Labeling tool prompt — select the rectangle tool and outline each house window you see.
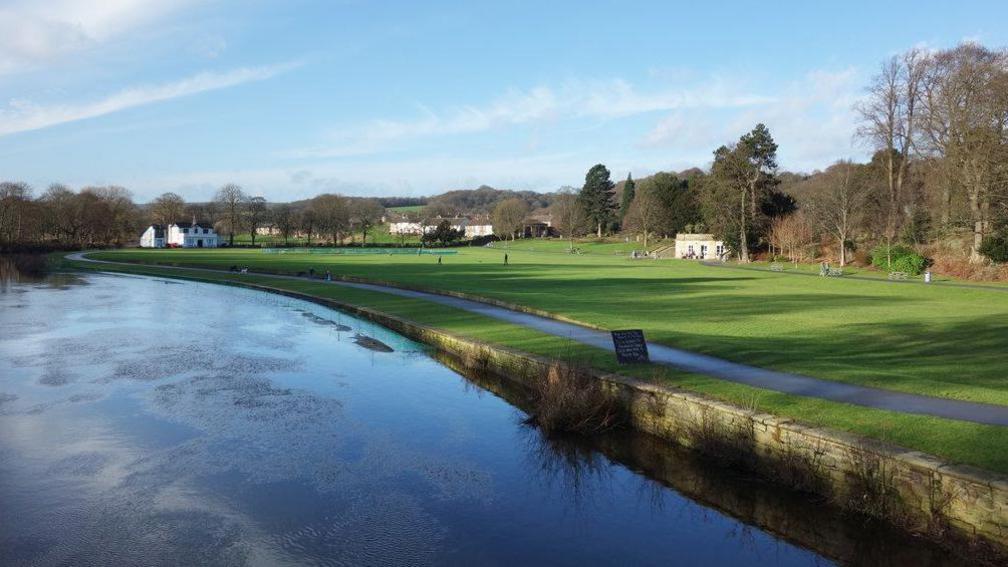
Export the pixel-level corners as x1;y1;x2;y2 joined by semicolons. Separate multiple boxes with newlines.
716;244;724;256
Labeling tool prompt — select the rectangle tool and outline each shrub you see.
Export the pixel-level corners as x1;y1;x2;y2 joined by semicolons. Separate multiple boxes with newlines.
870;244;928;275
979;234;1008;263
523;362;624;435
890;253;928;275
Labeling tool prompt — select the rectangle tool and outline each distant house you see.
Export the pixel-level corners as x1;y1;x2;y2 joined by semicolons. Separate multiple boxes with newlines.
389;214;494;238
139;224;166;248
522;210;555;238
463;214;493;238
140;219;219;248
674;233;725;260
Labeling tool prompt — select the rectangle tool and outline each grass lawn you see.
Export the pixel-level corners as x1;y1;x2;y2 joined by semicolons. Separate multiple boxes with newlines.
229;224;422;247
72;241;1008;473
387;205;425;214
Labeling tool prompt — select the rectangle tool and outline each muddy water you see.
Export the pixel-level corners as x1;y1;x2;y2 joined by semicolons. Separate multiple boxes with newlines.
0;267;963;566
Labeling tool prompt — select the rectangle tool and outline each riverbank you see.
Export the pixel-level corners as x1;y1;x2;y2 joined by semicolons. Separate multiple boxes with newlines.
74;248;1008;475
60;252;1008;558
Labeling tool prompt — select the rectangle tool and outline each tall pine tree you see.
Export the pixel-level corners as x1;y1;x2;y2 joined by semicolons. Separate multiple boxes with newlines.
619;173;635;221
578;163;616;237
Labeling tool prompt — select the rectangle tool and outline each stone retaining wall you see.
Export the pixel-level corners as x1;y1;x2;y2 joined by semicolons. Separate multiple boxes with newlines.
243;278;1007;554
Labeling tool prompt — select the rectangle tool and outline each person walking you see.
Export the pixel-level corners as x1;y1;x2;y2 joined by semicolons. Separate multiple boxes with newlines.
437;256;442;265
504;253;509;266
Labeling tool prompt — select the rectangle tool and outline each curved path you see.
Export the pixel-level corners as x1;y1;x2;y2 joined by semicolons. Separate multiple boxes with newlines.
69;252;1008;426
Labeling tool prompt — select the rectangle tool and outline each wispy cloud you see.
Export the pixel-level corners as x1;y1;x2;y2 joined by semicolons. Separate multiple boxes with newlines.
288;77;775;158
0;62;301;137
0;0;196;74
641;68;866;171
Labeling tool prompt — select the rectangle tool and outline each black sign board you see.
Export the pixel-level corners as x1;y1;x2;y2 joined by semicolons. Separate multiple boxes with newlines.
611;329;649;364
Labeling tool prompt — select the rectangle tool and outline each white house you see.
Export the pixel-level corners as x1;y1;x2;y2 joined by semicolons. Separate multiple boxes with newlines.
388;220;426;235
389;215;493;237
140;220;219;248
674;233;725;260
465;223;494;238
139;224;166;248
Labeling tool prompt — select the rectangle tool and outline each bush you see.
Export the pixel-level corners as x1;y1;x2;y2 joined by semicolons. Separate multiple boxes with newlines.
890;253;928;275
870;243;928;275
979;234;1008;263
523;362;624;435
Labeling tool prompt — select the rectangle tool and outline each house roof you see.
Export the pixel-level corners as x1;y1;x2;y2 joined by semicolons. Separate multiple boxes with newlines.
143;224;165;238
675;233;717;240
174;222;213;229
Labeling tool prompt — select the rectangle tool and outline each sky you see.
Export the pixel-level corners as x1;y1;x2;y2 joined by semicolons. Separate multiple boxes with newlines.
1;0;1006;202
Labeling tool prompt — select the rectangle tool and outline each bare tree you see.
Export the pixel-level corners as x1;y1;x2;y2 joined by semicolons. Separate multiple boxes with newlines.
918;43;1008;262
0;182;34;246
151;192;186;229
40;184;82;244
550;190;586;251
214;183;247;246
769;213;816;266
312;194;350;245
246;196;268;246
622;178;664;249
804;160;870;266
273;204;295;246
299;207;317;246
351;198;385;245
491;198;529;241
857;47;927;261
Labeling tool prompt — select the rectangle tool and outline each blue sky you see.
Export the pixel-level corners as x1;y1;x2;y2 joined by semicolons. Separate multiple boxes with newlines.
1;0;1005;202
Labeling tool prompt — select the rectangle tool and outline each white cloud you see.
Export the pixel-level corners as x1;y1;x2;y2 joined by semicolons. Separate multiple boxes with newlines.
0;0;195;74
0;62;301;137
288;77;774;159
125;152;588;201
641;68;867;172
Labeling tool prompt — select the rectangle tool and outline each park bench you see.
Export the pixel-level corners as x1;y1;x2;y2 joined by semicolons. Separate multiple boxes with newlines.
770;262;784;272
825;268;843;277
888;271;908;281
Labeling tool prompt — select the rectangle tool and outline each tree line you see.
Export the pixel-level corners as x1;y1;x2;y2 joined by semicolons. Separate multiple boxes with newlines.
3;41;1005;271
0;181;388;251
564;42;1008;272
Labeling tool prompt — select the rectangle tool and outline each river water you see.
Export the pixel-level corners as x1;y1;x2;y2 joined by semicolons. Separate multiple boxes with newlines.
0;263;964;566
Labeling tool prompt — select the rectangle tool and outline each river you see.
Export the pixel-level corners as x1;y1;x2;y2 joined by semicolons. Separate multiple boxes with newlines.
0;261;964;565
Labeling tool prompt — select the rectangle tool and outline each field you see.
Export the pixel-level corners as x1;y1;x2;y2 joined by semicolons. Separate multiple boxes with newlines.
229;224;421;246
386;205;425;214
77;239;1008;472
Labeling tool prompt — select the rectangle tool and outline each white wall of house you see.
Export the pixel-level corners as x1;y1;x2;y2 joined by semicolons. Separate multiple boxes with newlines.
465;224;494;237
140;223;219;248
167;224;219;248
389;221;424;235
139;226;164;248
674;233;726;260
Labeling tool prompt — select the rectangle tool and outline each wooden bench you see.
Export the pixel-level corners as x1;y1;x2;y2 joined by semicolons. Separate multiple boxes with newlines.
770;262;784;272
826;268;844;277
888;271;908;281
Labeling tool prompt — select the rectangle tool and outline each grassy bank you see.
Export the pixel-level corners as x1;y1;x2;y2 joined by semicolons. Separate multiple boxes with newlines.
64;248;1008;474
89;242;1008;406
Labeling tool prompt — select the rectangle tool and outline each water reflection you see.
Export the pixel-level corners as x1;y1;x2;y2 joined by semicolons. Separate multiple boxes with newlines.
0;254;83;291
0;269;968;566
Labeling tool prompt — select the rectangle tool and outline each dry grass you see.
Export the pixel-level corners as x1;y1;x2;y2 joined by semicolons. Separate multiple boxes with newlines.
523;362;625;435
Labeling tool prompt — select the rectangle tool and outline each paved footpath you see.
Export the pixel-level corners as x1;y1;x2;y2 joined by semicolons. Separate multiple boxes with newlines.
70;252;1008;426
